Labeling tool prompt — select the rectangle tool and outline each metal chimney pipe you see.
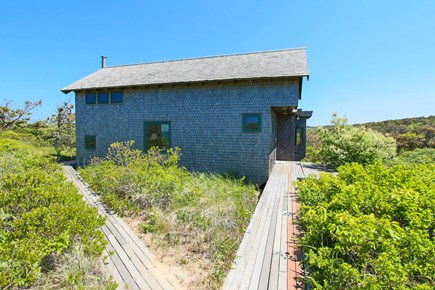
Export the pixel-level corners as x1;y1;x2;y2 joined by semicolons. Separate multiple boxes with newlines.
101;56;107;68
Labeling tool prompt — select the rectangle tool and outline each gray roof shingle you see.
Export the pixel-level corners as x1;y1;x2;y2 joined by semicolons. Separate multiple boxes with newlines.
61;48;309;93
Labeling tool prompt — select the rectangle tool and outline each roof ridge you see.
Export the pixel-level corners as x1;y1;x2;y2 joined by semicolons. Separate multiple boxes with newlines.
104;48;307;69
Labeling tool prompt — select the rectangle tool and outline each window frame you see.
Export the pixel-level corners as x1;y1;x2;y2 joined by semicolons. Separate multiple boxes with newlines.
110;91;123;103
86;91;123;104
242;113;262;133
296;127;303;145
85;135;96;150
144;121;171;151
85;92;97;104
97;92;110;104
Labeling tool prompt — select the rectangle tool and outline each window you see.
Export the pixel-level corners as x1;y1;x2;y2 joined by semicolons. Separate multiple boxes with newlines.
243;113;261;133
85;92;96;104
272;117;277;140
144;122;170;151
111;91;123;103
296;127;303;145
85;135;96;150
86;91;123;104
98;92;109;104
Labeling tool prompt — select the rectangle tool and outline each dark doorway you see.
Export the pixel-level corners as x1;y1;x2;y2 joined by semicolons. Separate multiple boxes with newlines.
276;113;293;160
271;107;296;161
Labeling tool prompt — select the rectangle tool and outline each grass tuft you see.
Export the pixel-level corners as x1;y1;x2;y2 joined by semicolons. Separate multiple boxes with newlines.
32;242;117;290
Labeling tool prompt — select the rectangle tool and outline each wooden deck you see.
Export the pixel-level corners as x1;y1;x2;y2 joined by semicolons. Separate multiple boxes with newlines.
63;166;174;290
223;161;326;290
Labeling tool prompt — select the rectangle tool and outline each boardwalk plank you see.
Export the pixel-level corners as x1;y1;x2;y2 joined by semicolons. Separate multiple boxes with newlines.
106;216;153;267
106;237;138;289
255;189;281;289
226;173;280;289
107;216;175;290
224;162;329;290
278;191;288;290
262;168;286;290
108;215;155;267
277;163;289;290
240;164;283;289
105;217;128;246
106;220;162;289
102;248;125;287
241;168;281;285
258;174;285;289
106;234;150;290
278;162;291;290
224;163;290;290
62;166;174;290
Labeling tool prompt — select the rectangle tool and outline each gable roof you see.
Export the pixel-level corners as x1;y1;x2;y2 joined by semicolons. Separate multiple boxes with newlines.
61;48;309;93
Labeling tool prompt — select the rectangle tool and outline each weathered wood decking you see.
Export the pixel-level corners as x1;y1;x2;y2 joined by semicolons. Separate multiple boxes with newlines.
224;161;326;290
63;166;174;290
63;162;326;290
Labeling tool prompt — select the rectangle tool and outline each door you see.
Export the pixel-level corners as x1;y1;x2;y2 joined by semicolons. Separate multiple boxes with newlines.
276;114;293;160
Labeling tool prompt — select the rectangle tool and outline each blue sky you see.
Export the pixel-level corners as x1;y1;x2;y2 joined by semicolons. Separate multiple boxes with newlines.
0;0;434;126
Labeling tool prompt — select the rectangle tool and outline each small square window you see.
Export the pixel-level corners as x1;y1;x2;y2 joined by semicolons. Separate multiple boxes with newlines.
144;122;171;151
243;113;261;133
85;92;96;104
98;92;109;104
85;135;96;150
296;127;303;145
111;91;123;103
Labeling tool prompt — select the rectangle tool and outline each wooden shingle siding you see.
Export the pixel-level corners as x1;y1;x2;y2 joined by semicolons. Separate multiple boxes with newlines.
75;81;300;183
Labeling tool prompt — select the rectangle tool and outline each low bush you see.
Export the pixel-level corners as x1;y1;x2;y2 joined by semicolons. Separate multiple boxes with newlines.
355;115;435;152
0;135;107;288
316;115;397;167
394;147;435;165
80;141;258;289
296;162;434;289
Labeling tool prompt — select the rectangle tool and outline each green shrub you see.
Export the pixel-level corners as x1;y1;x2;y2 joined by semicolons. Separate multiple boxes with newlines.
355;115;435;152
296;162;434;289
316;115;397;167
396;148;435;165
383;148;435;167
0;137;106;288
80;141;258;288
303;145;320;163
81;142;189;213
0;130;56;158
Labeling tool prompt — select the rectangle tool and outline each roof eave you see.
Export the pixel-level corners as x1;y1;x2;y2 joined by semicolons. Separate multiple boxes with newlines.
60;74;309;94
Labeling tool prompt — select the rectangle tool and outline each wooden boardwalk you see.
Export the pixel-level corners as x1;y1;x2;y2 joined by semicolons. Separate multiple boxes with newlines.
63;166;174;290
223;161;326;290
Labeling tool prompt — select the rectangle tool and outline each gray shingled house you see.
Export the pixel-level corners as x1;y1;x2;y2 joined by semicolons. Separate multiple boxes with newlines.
61;48;312;183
